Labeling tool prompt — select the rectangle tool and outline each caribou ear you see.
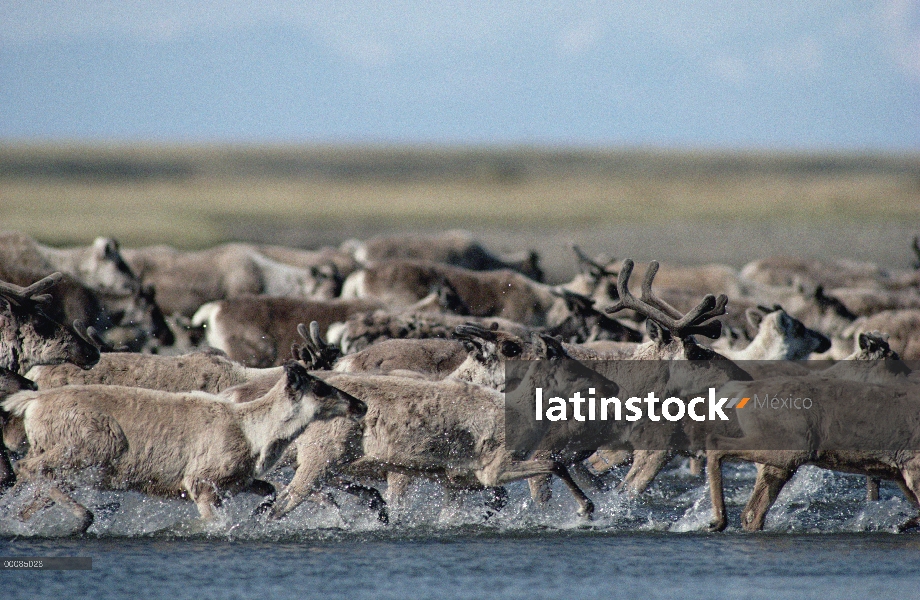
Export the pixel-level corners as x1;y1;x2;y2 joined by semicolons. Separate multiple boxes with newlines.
92;237;120;260
646;320;670;344
746;307;766;329
537;334;566;360
283;361;314;391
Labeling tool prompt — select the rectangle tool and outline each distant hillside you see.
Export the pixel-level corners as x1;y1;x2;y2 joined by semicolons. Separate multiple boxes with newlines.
1;144;918;274
1;144;918;183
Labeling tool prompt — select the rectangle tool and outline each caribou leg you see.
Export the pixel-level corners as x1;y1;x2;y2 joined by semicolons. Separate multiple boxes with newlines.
249;479;278;516
740;464;795;531
329;475;389;524
0;447;15;491
620;450;672;495
483;460;594;518
866;476;881;502
897;468;920;532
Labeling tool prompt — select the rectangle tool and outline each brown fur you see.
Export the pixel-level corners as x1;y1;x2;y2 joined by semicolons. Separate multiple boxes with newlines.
706;376;920;532
0;275;100;375
0;232;139;296
740;255;920;291
345;230;543;281
193;296;383;367
269;369;606;521
825;287;920;317
330;308;531;353
3;363;365;532
255;244;358;275
0;367;36;488
0;267;171;352
333;338;467;379
836;309;920;360
27;350;276;393
123;243;342;317
342;259;561;326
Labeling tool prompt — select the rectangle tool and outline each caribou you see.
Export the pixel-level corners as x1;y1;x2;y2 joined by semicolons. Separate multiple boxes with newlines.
3;362;366;534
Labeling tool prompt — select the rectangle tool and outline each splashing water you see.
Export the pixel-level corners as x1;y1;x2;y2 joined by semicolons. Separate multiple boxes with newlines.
0;459;916;540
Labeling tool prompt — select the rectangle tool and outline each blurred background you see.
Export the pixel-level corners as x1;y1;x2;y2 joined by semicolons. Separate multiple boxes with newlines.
2;1;919;278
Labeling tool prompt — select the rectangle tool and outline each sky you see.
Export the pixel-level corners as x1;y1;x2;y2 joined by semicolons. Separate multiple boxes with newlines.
1;1;919;150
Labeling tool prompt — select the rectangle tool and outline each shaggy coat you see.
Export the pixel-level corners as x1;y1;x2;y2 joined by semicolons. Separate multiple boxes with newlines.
340;259;562;326
27;349;277;393
3;363;366;532
192;296;383;367
0;232;139;296
269;371;605;521
343;230;543;281
123;243;342;317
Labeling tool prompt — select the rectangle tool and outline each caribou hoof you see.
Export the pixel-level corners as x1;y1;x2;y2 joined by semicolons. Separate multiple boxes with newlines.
252;497;275;517
0;474;15;493
367;496;390;524
708;518;727;533
95;501;121;517
577;500;595;520
266;506;287;521
897;517;920;533
76;510;95;535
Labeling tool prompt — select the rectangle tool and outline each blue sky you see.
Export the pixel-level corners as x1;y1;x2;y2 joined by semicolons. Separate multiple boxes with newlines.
1;1;919;150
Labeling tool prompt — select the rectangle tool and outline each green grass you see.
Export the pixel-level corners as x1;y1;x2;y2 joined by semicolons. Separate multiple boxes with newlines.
1;143;918;248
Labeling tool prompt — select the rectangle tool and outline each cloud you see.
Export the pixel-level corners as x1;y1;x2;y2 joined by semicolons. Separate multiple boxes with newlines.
880;0;920;80
556;21;604;56
760;35;824;76
709;55;749;84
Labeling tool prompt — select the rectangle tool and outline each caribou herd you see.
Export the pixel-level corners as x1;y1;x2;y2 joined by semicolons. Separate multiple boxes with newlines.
1;228;919;534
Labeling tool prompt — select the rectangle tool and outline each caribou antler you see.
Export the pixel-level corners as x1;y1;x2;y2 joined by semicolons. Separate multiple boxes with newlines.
294;321;340;370
454;322;500;342
604;260;726;339
77;322;129;353
0;272;62;306
550;287;597;314
572;245;618;278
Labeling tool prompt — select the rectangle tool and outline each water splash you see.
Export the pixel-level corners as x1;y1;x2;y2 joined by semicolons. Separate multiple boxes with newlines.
1;460;915;539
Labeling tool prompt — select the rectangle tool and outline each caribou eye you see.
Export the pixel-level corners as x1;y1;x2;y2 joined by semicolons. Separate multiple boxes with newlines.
311;379;334;398
500;341;522;357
